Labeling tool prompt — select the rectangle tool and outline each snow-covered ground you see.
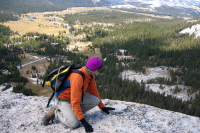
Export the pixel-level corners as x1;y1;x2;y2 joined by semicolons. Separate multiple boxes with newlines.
121;67;170;83
112;0;200;10
121;67;193;101
146;84;191;101
179;24;200;38
1;86;200;133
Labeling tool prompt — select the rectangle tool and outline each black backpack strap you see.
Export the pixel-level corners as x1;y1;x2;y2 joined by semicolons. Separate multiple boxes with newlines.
71;69;84;79
46;92;55;107
42;76;47;87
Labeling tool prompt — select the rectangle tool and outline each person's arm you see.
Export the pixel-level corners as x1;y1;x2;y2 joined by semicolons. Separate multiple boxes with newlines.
88;76;115;114
70;73;85;120
87;76;105;109
70;73;94;132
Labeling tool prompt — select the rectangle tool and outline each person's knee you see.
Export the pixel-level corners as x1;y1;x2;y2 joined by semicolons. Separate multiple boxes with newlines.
55;109;79;128
93;96;100;105
67;120;80;129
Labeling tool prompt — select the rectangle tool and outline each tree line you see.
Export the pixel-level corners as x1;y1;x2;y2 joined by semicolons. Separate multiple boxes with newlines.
0;25;28;93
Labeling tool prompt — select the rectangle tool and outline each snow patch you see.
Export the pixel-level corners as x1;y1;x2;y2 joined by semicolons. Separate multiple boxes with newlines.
180;24;200;38
121;67;192;101
121;67;169;83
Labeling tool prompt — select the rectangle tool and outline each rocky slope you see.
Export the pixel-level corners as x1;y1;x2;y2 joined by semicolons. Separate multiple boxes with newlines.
1;86;200;133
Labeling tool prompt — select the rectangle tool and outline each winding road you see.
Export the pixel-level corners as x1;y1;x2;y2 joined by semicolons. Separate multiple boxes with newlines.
16;57;46;68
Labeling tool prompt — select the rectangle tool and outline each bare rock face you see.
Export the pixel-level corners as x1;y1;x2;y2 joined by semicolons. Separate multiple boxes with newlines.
0;86;200;133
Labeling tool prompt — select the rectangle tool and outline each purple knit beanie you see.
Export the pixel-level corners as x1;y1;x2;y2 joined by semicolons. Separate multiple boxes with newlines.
86;57;103;71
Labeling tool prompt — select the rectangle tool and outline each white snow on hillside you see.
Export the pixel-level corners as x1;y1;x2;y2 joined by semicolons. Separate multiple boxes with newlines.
121;67;193;101
149;2;161;9
145;84;192;101
179;24;200;38
122;67;170;83
0;86;200;133
110;4;137;9
124;0;200;8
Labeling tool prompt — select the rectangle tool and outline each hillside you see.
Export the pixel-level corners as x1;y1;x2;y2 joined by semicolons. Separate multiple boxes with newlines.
1;86;200;133
0;0;111;14
1;0;200;23
110;0;200;18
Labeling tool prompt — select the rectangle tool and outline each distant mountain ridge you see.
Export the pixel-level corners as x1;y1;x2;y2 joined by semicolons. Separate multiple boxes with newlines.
108;0;200;6
0;0;200;18
124;0;200;6
0;0;110;14
109;0;200;18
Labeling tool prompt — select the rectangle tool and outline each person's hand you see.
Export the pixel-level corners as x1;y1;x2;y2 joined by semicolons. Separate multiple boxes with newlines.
101;107;115;114
80;118;93;132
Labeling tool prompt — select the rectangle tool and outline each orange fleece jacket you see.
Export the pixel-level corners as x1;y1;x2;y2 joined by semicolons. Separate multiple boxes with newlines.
58;67;105;120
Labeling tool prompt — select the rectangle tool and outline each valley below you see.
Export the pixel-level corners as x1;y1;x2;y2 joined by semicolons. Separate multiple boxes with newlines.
2;7;199;102
18;53;196;102
0;4;199;119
